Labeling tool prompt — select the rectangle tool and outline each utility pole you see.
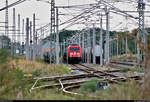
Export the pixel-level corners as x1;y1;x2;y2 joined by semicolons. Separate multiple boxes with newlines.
30;21;33;60
117;34;118;56
49;41;52;64
60;42;63;63
18;14;20;43
125;32;128;54
66;39;68;65
125;16;128;55
11;8;14;56
50;0;56;63
82;30;85;63
5;0;8;37
13;8;16;56
79;33;81;47
35;31;38;46
22;19;24;55
33;14;36;61
85;29;88;63
51;0;55;35
25;18;30;60
137;0;145;67
56;7;59;64
18;14;20;55
22;19;24;40
87;24;91;64
63;40;65;62
100;15;103;66
105;6;110;65
112;40;114;57
92;23;96;64
110;40;112;57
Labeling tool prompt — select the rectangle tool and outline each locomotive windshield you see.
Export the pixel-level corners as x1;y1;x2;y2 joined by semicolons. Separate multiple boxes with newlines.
70;47;80;51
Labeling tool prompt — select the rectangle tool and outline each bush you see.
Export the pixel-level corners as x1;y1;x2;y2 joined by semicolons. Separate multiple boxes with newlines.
0;49;10;64
129;67;137;72
95;80;143;100
36;57;44;63
31;69;42;77
0;49;29;100
0;67;26;99
120;68;129;72
80;79;103;93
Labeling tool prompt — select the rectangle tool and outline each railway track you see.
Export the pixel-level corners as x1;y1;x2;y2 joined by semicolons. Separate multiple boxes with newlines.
109;58;144;69
109;61;145;71
71;64;143;82
29;63;143;96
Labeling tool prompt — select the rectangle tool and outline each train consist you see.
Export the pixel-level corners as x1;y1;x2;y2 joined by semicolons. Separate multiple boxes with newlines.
63;44;82;63
42;41;101;64
63;44;101;64
41;41;56;63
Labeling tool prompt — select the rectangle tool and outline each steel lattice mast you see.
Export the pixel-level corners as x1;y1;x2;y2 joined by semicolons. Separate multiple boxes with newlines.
50;0;56;63
137;0;145;67
51;0;55;34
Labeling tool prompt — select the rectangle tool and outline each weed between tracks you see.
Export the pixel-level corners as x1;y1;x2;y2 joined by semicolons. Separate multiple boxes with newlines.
0;49;150;100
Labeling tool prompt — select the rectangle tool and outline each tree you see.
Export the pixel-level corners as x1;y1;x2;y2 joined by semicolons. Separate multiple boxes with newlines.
0;35;11;49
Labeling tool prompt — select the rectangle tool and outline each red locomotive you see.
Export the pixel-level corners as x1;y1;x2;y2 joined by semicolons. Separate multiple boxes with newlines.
63;44;82;63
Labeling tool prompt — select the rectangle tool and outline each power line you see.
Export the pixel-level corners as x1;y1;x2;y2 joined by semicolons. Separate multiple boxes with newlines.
59;2;104;26
0;0;27;11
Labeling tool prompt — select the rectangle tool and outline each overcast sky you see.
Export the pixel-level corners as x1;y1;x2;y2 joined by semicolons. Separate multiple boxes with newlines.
0;0;150;34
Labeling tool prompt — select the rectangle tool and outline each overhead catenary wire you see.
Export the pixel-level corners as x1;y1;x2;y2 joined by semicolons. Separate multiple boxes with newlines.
59;1;104;26
0;0;27;11
100;0;139;19
58;0;145;31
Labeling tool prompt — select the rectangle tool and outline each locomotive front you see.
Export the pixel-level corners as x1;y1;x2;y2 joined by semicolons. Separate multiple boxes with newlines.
68;45;82;63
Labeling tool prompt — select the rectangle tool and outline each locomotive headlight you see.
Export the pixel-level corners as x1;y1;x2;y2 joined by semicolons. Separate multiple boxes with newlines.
77;53;80;57
70;53;73;57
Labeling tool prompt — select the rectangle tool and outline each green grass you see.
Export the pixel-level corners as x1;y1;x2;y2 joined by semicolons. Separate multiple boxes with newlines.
0;48;10;64
129;67;137;72
120;68;129;72
24;89;74;100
